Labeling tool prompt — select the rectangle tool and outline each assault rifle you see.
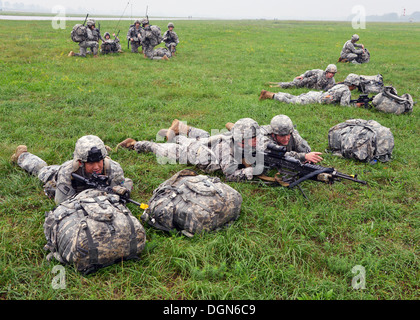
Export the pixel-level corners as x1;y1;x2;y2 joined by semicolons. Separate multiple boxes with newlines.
350;94;375;109
71;172;144;207
261;143;367;198
83;13;89;26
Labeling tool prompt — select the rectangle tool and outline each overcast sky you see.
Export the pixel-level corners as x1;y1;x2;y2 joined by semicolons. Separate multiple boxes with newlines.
2;0;419;19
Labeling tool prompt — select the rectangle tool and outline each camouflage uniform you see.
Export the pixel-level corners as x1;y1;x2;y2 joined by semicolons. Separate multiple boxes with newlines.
277;65;337;91
73;19;103;57
15;135;132;205
140;19;171;60
126;20;143;53
163;23;179;54
273;84;352;106
260;115;311;162
340;34;364;62
133;118;267;181
101;32;122;54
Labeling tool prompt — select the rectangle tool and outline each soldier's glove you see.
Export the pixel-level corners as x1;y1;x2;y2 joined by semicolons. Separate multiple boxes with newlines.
112;185;130;198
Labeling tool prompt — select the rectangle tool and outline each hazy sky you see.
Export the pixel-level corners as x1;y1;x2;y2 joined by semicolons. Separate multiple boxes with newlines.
2;0;420;19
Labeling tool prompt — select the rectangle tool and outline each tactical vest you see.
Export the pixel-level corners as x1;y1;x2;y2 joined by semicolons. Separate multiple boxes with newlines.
372;86;413;115
43;189;146;274
142;169;242;237
328;119;394;164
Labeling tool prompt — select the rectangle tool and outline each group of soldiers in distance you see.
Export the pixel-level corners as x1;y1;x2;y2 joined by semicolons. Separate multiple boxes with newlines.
68;17;179;60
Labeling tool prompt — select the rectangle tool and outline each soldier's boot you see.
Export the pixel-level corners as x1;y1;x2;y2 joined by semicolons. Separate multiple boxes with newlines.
157;129;169;139
11;145;28;163
116;138;137;151
166;119;190;142
259;90;275;101
68;51;75;57
225;122;235;131
162;55;169;61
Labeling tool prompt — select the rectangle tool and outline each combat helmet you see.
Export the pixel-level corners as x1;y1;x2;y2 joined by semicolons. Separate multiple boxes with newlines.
167;22;175;28
270;115;294;136
231;118;260;142
73;135;107;163
343;73;360;87
351;34;360;42
325;64;337;74
141;18;149;26
86;18;96;27
104;32;111;39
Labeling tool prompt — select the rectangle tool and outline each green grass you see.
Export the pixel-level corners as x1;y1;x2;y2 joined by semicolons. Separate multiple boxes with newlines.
0;19;419;300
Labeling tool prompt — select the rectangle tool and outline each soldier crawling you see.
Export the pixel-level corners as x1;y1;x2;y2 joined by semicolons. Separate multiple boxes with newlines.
260;74;364;107
117;118;267;182
268;64;337;91
11;135;132;205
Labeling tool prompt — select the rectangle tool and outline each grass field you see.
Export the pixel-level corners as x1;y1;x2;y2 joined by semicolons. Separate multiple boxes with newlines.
0;18;419;301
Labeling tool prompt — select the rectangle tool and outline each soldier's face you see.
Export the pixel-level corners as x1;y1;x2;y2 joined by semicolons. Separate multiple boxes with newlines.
169;27;174;30
274;134;291;146
83;160;104;175
326;72;335;79
237;137;258;148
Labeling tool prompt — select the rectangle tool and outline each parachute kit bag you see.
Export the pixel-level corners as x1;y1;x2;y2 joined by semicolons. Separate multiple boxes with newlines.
71;24;87;43
327;119;394;164
43;189;146;274
372;86;414;115
142;169;242;237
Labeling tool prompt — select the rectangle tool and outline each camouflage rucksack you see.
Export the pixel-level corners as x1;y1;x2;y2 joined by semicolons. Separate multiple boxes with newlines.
142;169;242;237
358;48;370;63
372;86;414;115
328;119;394;164
358;74;384;94
145;25;163;47
43;189;146;274
71;24;87;42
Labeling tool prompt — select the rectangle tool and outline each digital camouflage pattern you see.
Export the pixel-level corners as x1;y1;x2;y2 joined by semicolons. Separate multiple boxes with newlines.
163;25;179;54
43;189;146;274
273;84;352;106
328;119;394;163
16;151;132;205
340;38;364;61
372;86;414;115
142;169;242;237
277;68;336;91
140;25;169;60
101;32;122;54
345;73;383;94
261;125;311;163
133;120;267;181
127;21;143;53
